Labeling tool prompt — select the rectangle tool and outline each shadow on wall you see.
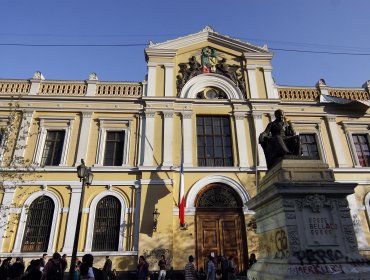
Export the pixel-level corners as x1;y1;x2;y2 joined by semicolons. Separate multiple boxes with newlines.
140;171;171;236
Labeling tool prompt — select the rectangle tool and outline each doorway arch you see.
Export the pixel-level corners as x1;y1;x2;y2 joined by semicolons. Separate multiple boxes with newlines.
195;183;248;272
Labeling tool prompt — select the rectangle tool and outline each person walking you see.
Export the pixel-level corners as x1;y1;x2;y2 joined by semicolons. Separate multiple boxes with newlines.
39;254;47;272
0;258;11;280
206;256;215;280
158;254;167;280
219;255;228;280
136;256;149;280
227;256;236;280
22;259;42;280
184;255;197;280
9;256;25;279
102;256;112;279
41;252;63;280
248;253;257;269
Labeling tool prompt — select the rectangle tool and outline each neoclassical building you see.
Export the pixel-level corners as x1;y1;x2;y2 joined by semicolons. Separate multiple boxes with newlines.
0;27;369;273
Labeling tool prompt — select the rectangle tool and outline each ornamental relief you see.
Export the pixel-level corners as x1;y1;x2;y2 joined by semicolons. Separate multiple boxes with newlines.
176;47;246;96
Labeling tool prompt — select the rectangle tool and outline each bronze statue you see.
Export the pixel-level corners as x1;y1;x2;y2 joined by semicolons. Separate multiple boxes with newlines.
259;110;301;169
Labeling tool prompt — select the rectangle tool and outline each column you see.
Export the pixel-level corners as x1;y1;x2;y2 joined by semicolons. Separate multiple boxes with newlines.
252;112;267;167
234;113;250;167
247;65;259;99
146;63;157;97
0;186;15;252
13;111;33;162
132;182;141;251
164;63;174;97
326;116;347;167
74;112;92;166
162;111;174;166
142;111;155;166
61;185;82;254
263;66;279;99
182;111;193;167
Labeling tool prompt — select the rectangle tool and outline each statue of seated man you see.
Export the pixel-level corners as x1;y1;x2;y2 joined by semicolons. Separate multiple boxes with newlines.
259;109;301;169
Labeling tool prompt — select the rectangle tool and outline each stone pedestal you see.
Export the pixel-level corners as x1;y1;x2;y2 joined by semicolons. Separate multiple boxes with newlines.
246;160;370;279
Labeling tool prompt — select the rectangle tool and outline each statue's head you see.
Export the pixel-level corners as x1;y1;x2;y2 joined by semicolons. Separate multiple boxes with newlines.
274;109;285;120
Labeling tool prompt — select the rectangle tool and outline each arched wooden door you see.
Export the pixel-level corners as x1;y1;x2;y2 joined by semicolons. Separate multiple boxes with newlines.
195;183;247;272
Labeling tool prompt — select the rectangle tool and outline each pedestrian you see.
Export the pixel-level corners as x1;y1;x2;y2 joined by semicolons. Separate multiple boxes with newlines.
41;252;63;280
206;255;215;280
158;254;166;280
39;254;47;272
227;256;236;280
248;253;257;269
9;256;25;279
0;258;11;280
22;259;42;280
102;256;112;279
184;255;197;280
220;255;228;280
110;269;117;280
137;256;149;280
80;253;107;280
61;254;68;274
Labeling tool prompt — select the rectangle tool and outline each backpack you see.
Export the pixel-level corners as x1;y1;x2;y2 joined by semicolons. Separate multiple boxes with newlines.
46;260;63;280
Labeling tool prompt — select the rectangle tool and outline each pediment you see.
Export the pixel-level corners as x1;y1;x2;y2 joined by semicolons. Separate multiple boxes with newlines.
146;26;271;54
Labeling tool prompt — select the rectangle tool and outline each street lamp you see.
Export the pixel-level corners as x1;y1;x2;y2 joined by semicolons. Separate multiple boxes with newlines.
152;208;160;232
69;159;93;280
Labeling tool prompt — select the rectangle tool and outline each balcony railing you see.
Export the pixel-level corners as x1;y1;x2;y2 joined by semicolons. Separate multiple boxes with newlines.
0;81;31;94
39;82;87;96
96;83;142;96
278;87;320;101
328;88;369;101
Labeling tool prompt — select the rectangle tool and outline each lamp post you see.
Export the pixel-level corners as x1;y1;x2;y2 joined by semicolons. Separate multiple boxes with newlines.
152;208;160;232
69;159;93;280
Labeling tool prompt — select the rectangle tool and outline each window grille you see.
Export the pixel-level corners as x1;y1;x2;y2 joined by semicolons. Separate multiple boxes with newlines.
300;133;320;159
103;131;125;166
21;196;54;252
352;134;370;167
41;130;65;166
196;116;233;166
92;196;121;251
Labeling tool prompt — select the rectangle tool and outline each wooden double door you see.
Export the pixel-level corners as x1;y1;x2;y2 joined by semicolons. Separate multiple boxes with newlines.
196;211;246;272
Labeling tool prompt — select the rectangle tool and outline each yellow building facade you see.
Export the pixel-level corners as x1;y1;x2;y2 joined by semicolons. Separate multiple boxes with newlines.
0;27;369;274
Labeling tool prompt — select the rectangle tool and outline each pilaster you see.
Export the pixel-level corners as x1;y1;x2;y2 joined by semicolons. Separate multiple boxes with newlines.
247;65;259;99
0;186;16;252
164;63;175;97
234;112;250;167
146;63;157;97
142;111;156;166
182;110;193;167
61;185;82;254
75;112;93;166
252;112;267;168
162;111;174;166
326;116;347;167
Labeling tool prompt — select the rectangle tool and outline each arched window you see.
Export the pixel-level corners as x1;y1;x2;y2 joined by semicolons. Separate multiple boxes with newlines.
92;196;121;251
21;196;54;252
196;184;242;208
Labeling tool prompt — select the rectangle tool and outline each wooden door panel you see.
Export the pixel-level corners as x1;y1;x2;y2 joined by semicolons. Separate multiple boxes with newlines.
196;212;246;272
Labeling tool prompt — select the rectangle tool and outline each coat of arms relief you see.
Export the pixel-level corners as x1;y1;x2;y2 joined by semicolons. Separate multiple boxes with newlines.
176;47;246;98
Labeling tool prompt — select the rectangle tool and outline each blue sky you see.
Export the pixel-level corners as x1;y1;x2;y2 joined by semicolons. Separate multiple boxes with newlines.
0;0;369;87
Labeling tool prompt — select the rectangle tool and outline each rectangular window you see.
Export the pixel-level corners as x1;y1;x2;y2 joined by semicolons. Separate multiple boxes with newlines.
352;134;370;167
103;131;125;166
41;130;65;166
197;116;233;166
300;133;320;159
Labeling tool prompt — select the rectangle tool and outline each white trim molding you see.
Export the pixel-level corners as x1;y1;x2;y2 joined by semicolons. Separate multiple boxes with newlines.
33;116;75;166
365;192;370;229
341;121;370;168
84;190;127;252
12;190;62;254
291;120;327;163
185;175;251;214
180;73;244;100
94;117;132;167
